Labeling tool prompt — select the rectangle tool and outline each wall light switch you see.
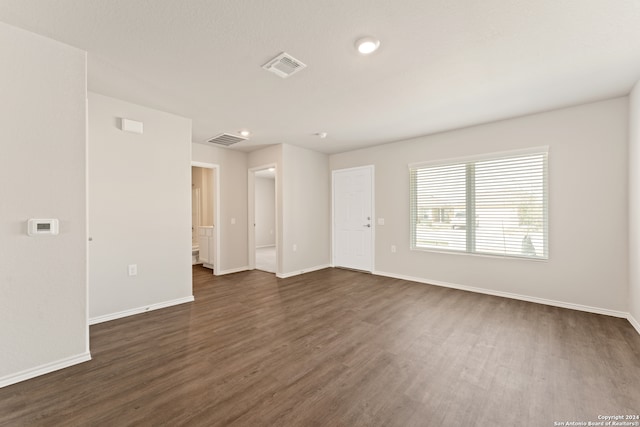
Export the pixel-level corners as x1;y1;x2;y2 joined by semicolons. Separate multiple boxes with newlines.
378;218;385;226
293;244;297;252
231;218;236;225
121;118;144;134
128;264;138;276
391;245;397;253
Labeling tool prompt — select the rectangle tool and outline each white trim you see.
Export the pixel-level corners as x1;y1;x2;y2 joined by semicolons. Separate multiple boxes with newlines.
217;266;250;276
256;244;276;249
191;161;216;169
409;245;550;262
0;352;91;389
89;296;194;325
373;270;628;319
629;314;640;336
276;264;331;279
85;95;91;354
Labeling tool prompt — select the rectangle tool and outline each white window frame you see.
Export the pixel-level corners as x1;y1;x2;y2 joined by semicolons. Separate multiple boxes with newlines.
409;147;549;260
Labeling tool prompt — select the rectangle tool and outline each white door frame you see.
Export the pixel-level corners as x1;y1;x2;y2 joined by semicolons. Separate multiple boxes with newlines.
248;164;279;275
191;161;220;276
331;165;375;272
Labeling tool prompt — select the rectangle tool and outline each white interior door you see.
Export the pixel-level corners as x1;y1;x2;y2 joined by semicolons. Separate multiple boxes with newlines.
333;166;373;272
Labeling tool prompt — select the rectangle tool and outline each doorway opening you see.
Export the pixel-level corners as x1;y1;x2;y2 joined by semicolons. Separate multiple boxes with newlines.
191;162;220;275
249;165;277;274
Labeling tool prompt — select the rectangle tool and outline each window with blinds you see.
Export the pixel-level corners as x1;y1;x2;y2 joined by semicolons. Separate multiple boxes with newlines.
410;149;548;259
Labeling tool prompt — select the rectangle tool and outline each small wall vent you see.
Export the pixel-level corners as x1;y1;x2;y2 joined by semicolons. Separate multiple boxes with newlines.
206;133;248;146
262;52;307;78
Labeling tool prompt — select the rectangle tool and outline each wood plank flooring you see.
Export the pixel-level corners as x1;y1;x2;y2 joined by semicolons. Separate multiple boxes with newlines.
1;266;639;426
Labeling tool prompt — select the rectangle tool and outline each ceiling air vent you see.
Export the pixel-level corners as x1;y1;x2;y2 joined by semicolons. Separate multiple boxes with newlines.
262;52;307;78
206;133;248;147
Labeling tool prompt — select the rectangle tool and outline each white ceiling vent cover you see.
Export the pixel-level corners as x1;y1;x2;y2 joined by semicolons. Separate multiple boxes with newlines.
262;52;307;78
207;133;248;146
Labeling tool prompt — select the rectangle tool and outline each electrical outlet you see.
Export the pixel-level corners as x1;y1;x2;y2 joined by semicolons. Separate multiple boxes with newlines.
391;245;396;253
128;264;138;276
231;218;236;225
293;244;297;252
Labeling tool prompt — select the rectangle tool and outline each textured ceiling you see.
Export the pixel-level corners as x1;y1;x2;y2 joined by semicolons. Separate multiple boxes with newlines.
1;0;639;154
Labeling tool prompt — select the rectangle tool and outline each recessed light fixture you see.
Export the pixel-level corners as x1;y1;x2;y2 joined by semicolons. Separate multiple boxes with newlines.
355;36;380;55
239;130;250;137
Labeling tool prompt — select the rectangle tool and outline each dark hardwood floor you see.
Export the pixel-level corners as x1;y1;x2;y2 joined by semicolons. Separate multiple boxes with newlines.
2;266;639;426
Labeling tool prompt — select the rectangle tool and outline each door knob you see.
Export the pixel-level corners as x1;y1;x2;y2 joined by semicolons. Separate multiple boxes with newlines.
363;224;371;228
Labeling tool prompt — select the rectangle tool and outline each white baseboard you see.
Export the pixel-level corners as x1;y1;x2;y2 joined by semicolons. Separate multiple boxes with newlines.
0;352;91;389
89;296;194;325
277;264;331;279
629;314;640;336
216;266;249;276
373;270;629;319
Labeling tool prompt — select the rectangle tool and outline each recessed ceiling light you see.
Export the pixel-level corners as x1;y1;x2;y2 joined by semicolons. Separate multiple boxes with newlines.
239;130;250;137
355;36;380;55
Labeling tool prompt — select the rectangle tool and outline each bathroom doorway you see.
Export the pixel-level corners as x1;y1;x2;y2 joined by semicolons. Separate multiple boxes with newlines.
191;162;219;275
249;165;277;274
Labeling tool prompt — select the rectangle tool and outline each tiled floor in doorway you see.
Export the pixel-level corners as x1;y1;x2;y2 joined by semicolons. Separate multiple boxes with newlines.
255;246;275;273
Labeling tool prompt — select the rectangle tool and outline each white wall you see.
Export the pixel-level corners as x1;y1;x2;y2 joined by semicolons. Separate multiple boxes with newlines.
255;177;276;247
192;142;248;273
0;23;89;386
89;93;193;321
282;144;331;275
331;98;629;314
629;82;640;330
247;144;330;277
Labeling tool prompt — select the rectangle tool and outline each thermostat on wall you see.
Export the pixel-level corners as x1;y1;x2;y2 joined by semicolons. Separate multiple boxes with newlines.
27;219;59;236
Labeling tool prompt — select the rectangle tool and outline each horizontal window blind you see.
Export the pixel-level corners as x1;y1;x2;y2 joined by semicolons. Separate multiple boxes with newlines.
410;150;548;259
410;163;467;251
